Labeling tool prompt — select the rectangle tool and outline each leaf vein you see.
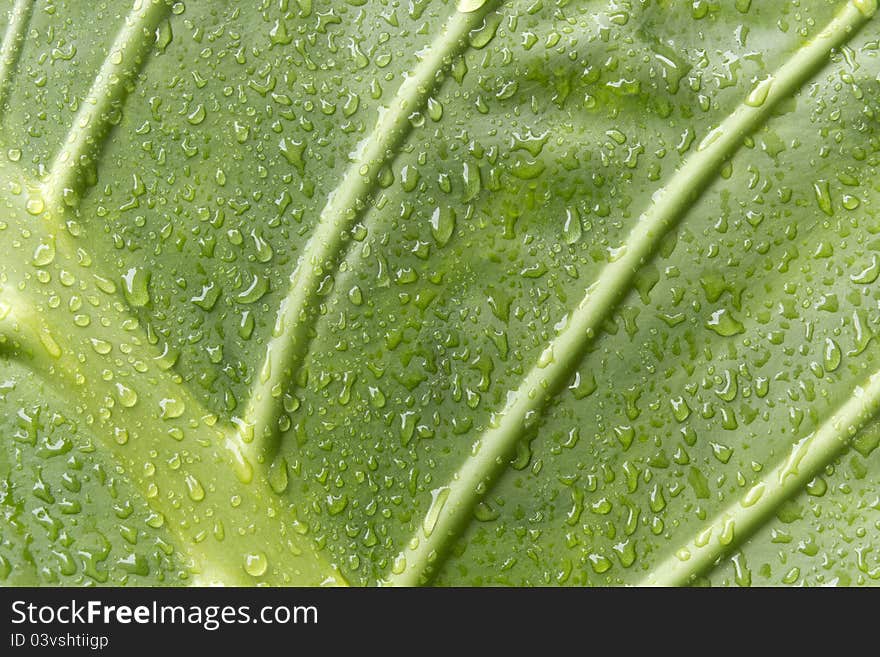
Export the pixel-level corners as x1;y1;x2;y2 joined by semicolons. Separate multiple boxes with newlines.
385;0;877;587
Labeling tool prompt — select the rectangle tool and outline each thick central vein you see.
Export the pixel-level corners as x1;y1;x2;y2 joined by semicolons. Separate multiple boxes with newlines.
385;0;878;586
240;1;501;466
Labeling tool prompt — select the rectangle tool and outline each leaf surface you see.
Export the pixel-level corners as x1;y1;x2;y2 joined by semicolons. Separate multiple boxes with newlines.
1;0;880;587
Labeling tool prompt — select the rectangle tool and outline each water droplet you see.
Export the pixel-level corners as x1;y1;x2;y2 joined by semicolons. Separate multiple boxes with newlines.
426;97;443;121
401;165;420;192
589;554;613;574
670;396;691;422
391;554;407;575
562;207;582;244
26;197;45;215
823;338;841;372
155;18;173;52
719;516;736;545
423;487;450;537
705;308;744;336
114;427;129;445
732;552;751;587
368;385;386;409
159;397;185;419
711;442;733;464
854;0;877;18
279;137;306;174
236;274;269;304
458;0;487;12
244;552;268;577
326;493;349;516
187;104;206;125
269;457;289;494
90;338;112;354
851;255;879;284
741;483;765;507
39;327;62;358
191;282;219;310
805;476;827;497
537;346;554;368
269;18;293;45
33;237;56;266
251;229;273;263
430;206;456;246
234;121;249;143
238;310;255;340
184;473;205;501
745;77;772;107
122;267;151;307
813;180;833;216
115;382;138;408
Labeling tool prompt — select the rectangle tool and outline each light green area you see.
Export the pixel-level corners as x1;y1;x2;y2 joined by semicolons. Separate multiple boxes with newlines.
1;0;880;587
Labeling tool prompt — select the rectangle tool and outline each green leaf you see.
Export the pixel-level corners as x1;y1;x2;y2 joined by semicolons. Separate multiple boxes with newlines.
1;0;880;587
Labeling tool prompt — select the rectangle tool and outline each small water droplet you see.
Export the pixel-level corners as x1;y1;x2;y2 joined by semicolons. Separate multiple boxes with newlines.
458;0;488;12
705;308;744;336
430;206;456;247
90;338;112;354
745;77;772;107
26;197;45;216
741;483;765;507
813;180;833;216
184;473;205;501
159;397;185;419
423;487;450;537
115;382;138;408
33;237;56;266
39;327;62;358
854;0;877;18
243;552;268;577
719;516;736;545
122;267;151;307
114;427;129;445
187;104;206;125
563;207;582;245
823;338;842;371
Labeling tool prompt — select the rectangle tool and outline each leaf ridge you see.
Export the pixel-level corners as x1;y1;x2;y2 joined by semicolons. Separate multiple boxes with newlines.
42;0;169;212
385;0;877;586
239;1;501;468
0;0;33;116
639;367;880;585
